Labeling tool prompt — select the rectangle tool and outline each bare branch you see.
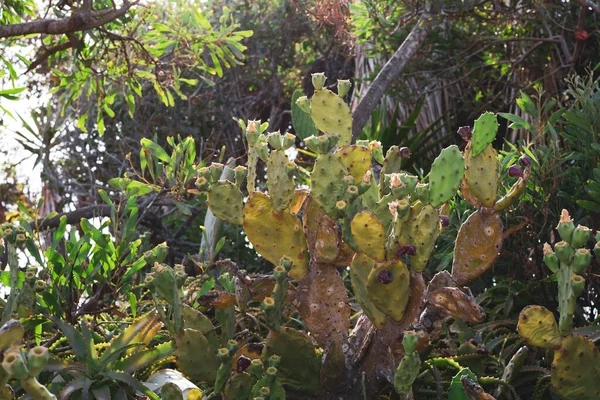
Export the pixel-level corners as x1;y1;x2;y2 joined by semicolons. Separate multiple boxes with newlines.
572;0;600;15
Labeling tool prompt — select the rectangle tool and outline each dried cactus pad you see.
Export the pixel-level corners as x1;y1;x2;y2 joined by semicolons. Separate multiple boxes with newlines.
267;149;295;212
263;327;321;394
366;260;410;321
462;142;498;207
310;88;352;146
176;329;219;384
551;335;600;400
351;211;386;262
429;287;486;323
335;145;372;182
429;145;465;207
207;180;243;225
471;112;498;157
243;192;309;280
452;210;503;285
517;305;561;350
350;253;387;329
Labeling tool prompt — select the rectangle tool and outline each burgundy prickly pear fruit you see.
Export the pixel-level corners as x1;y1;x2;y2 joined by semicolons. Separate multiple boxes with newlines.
376;269;393;284
457;126;472;141
237;355;252;372
396;244;417;258
518;155;531;167
440;215;450;227
508;165;524;178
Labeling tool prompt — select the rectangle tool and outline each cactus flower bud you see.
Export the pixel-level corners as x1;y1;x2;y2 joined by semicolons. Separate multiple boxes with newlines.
396;244;417;258
556;209;575;244
543;243;559;273
246;120;259;145
554;241;575;264
571;224;592;248
508;165;524;178
267;131;283;150
337;79;351;97
237;355;252;373
311;72;326;90
519;155;531;167
376;269;393;284
295;96;311;114
573;248;592;273
255;143;270;162
439;215;450;228
457;126;472;141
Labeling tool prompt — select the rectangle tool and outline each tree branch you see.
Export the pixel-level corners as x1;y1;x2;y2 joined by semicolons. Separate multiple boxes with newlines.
351;15;433;142
0;1;139;39
572;0;600;16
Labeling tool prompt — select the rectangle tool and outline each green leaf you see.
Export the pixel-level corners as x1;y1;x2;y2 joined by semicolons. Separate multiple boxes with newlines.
51;317;88;364
140;139;172;163
129;293;137;318
576;200;600;213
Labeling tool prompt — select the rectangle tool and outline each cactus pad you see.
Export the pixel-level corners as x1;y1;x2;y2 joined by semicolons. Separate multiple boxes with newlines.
311;153;349;217
351;211;386;262
394;352;421;397
267;149;295;212
289;189;309;215
408;204;440;272
429;287;486;323
462;143;498;207
452;210;503;285
243;192;309;280
310;88;352;146
291;89;318;140
335;145;372;182
366;260;410;321
263;327;321;394
350;253;387;329
224;373;254;400
183;305;218;350
207;181;243;225
517;305;561;349
176;329;219;384
429;145;465;207
471;112;498;157
551;335;600;400
302;196;340;263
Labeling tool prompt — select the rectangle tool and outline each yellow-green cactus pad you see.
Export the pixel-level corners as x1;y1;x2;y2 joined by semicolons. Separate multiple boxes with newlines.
267;149;295;212
349;253;387;329
351;211;386;262
183;305;218;350
311;153;349;217
243;192;309;280
263;327;321;394
429;287;485;323
517;305;561;349
408;205;440;272
335;145;372;182
207;180;244;225
366;260;410;321
462;142;498;207
452;210;503;285
310;88;352;146
471;112;498;157
396;201;425;249
429;145;465;207
551;335;600;400
176;329;219;384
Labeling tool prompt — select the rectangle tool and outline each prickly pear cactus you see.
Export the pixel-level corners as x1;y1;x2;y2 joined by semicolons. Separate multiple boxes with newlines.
366;260;410;321
462;142;498;208
350;253;387;329
176;329;219;384
429;145;465;207
207;180;244;225
517;305;561;349
471;112;498;157
351;211;386;262
335;145;372;182
551;335;600;400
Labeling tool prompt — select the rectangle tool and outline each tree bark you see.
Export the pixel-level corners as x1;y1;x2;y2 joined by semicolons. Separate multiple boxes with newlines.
351;16;433;142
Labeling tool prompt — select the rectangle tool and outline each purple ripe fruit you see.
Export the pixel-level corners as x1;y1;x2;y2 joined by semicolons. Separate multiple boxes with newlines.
237;355;252;372
396;244;417;258
518;155;531;167
376;269;393;284
439;215;450;227
457;126;472;141
508;165;524;178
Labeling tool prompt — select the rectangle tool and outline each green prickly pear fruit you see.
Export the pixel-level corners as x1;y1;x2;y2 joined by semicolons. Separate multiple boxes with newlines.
337;79;351;97
267;131;284;150
2;349;29;379
366;260;410;321
311;72;326;90
571;274;585;297
573;248;592;273
571;224;593;248
471;112;498;157
295;95;311;114
413;183;430;204
234;166;247;186
368;141;385;164
554;241;575;264
429;145;465;207
556;209;575;244
246;120;260;145
517;305;561;349
209;163;225;182
27;346;49;376
543;243;559;273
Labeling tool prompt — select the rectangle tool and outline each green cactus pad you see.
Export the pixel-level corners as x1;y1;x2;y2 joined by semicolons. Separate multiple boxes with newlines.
394;352;421;397
224;373;253;400
429;145;465;207
0;320;24;351
267;149;295;212
408;204;440;272
311;153;349;217
429;287;485;323
551;335;600;400
335;145;372;183
183;305;218;350
243;192;309;280
207;180;244;225
263;327;320;394
366;260;410;321
471;112;498;157
452;210;503;285
517;305;561;349
382;146;406;175
462;142;498;207
291;90;318;140
350;253;387;329
350;211;386;262
396;201;425;250
310;88;352;146
176;329;219;384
